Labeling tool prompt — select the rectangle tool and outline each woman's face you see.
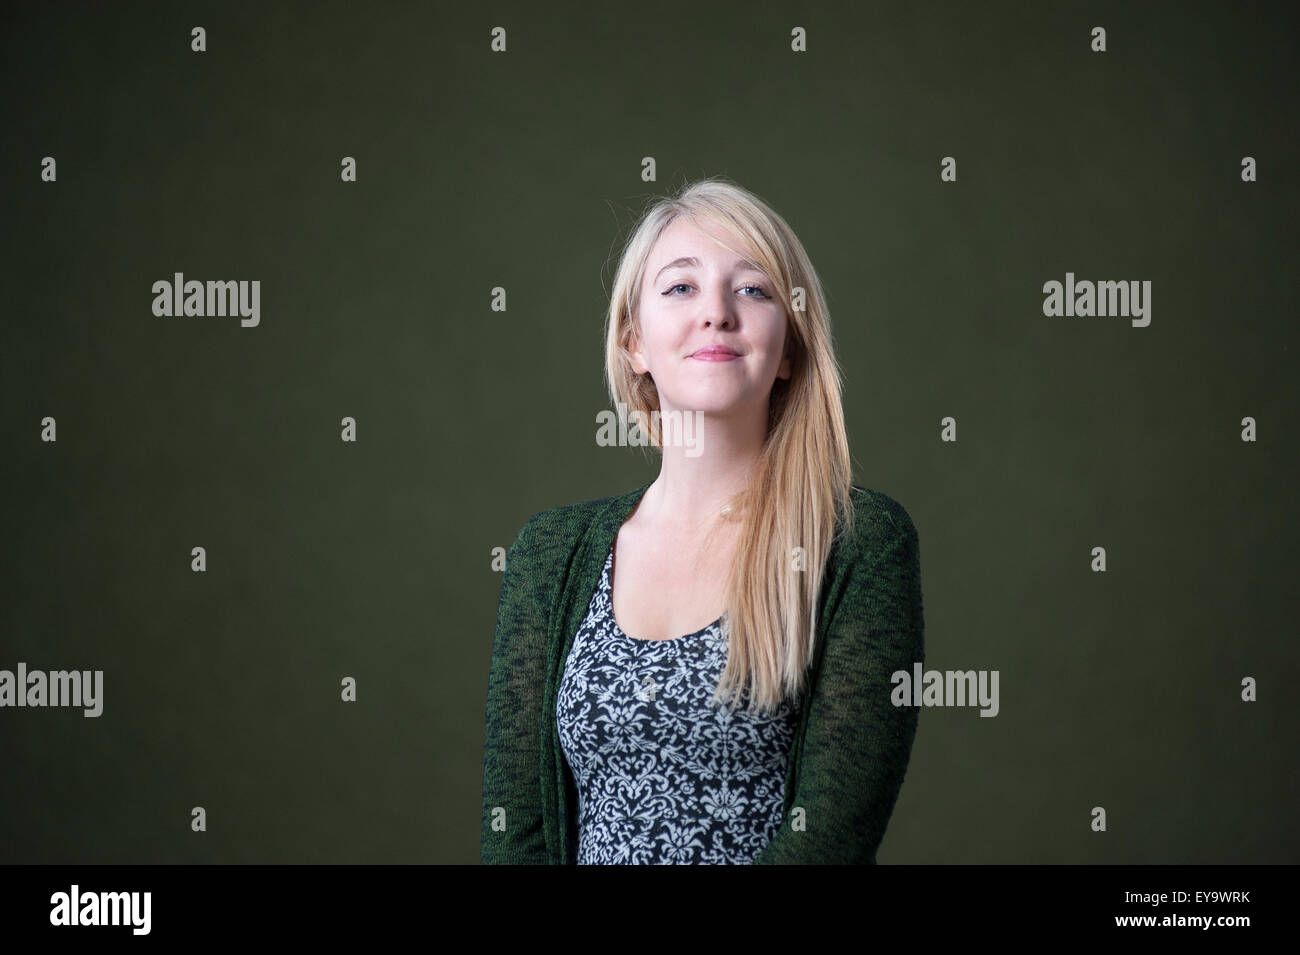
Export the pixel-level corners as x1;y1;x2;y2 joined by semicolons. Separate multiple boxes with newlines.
629;217;791;419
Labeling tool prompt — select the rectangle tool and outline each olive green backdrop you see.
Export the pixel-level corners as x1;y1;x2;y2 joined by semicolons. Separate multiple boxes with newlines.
1;0;1296;863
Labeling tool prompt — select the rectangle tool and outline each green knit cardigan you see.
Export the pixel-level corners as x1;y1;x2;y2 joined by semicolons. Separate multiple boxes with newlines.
480;480;925;864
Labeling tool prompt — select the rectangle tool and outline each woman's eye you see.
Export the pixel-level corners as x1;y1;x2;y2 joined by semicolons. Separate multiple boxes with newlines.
663;283;771;299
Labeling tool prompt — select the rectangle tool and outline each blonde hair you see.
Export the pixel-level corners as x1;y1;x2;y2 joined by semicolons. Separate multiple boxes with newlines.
603;177;855;714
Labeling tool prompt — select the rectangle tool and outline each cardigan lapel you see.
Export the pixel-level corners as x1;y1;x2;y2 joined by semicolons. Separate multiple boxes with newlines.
542;481;652;864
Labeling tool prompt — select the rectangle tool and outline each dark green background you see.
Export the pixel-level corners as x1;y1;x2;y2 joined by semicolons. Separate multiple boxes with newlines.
1;0;1296;863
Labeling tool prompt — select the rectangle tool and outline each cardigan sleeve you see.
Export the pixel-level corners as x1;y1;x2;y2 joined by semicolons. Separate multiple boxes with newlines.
480;514;552;864
752;502;925;864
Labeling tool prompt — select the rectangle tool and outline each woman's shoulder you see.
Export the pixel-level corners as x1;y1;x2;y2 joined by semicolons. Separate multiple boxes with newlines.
511;485;642;551
843;485;920;558
828;488;923;626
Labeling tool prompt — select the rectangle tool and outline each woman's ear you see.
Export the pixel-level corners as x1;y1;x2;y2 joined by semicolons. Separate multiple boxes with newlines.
627;327;648;375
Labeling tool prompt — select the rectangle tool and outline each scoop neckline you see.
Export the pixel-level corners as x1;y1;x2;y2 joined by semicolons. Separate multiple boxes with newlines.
606;541;724;643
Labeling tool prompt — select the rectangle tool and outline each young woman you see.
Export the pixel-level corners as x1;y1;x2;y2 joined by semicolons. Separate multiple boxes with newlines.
481;177;925;864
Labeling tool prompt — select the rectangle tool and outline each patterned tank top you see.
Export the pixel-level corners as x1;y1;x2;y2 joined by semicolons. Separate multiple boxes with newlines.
555;543;801;864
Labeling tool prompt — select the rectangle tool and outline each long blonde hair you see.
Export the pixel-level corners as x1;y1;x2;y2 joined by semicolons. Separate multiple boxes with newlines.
603;177;855;714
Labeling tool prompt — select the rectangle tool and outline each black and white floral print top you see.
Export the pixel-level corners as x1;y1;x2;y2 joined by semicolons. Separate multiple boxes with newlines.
555;543;801;864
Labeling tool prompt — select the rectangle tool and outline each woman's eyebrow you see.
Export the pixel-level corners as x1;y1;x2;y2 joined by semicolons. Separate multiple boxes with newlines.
654;256;764;281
